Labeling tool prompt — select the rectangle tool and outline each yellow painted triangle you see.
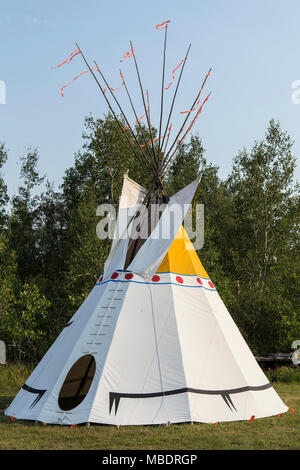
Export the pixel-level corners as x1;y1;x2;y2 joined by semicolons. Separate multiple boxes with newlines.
157;225;209;278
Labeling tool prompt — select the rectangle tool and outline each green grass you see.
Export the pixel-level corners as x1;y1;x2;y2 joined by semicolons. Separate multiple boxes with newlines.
0;362;34;394
0;363;299;450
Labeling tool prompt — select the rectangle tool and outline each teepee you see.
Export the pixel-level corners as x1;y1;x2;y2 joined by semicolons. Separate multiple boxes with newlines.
6;23;288;425
6;174;288;425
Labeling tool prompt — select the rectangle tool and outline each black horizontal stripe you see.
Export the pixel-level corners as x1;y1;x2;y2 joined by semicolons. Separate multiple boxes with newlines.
109;383;272;415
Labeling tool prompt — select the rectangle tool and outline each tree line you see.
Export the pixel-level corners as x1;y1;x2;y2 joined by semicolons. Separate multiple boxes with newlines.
0;115;299;361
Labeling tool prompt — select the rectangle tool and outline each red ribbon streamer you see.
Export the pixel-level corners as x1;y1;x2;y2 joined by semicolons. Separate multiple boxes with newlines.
113;71;125;94
178;92;211;145
180;71;211;114
51;49;80;69
123;112;146;131
103;78;124;95
165;58;186;90
156;20;171;30
60;66;99;97
140;125;172;148
120;46;134;63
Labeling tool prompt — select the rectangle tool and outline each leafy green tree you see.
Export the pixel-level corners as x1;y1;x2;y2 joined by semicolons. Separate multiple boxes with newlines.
1;282;50;362
0;143;9;231
0;235;50;361
0;235;18;338
1;148;55;360
62;114;153;212
8;148;45;282
226;120;300;353
31;181;69;341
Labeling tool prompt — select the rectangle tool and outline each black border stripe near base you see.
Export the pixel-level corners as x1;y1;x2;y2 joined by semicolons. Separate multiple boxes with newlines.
109;383;272;415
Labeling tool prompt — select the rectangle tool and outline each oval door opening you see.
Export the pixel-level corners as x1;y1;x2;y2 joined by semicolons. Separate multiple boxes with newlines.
58;355;96;411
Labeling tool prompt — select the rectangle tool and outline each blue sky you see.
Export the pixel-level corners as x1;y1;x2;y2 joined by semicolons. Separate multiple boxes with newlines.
1;0;300;198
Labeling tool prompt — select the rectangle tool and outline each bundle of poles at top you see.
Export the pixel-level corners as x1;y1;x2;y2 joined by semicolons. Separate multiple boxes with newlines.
75;22;211;186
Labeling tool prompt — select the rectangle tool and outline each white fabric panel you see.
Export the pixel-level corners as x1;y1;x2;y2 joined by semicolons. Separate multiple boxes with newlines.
5;281;125;424
103;174;147;279
172;283;288;422
89;274;190;425
187;386;287;423
128;176;201;276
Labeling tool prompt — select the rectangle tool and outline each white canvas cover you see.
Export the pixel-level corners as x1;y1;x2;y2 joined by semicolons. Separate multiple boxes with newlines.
5;175;288;425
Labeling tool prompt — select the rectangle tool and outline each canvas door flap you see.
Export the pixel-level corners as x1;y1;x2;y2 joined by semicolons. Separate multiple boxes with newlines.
127;175;201;277
103;174;147;278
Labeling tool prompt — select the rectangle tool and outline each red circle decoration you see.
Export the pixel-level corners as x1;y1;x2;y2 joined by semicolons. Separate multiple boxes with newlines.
152;275;160;282
176;276;184;284
208;281;215;289
111;272;119;280
196;277;203;285
99;276;103;283
125;273;133;280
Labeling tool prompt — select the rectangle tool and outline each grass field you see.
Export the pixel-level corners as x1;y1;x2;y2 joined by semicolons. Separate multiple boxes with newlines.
0;363;299;450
